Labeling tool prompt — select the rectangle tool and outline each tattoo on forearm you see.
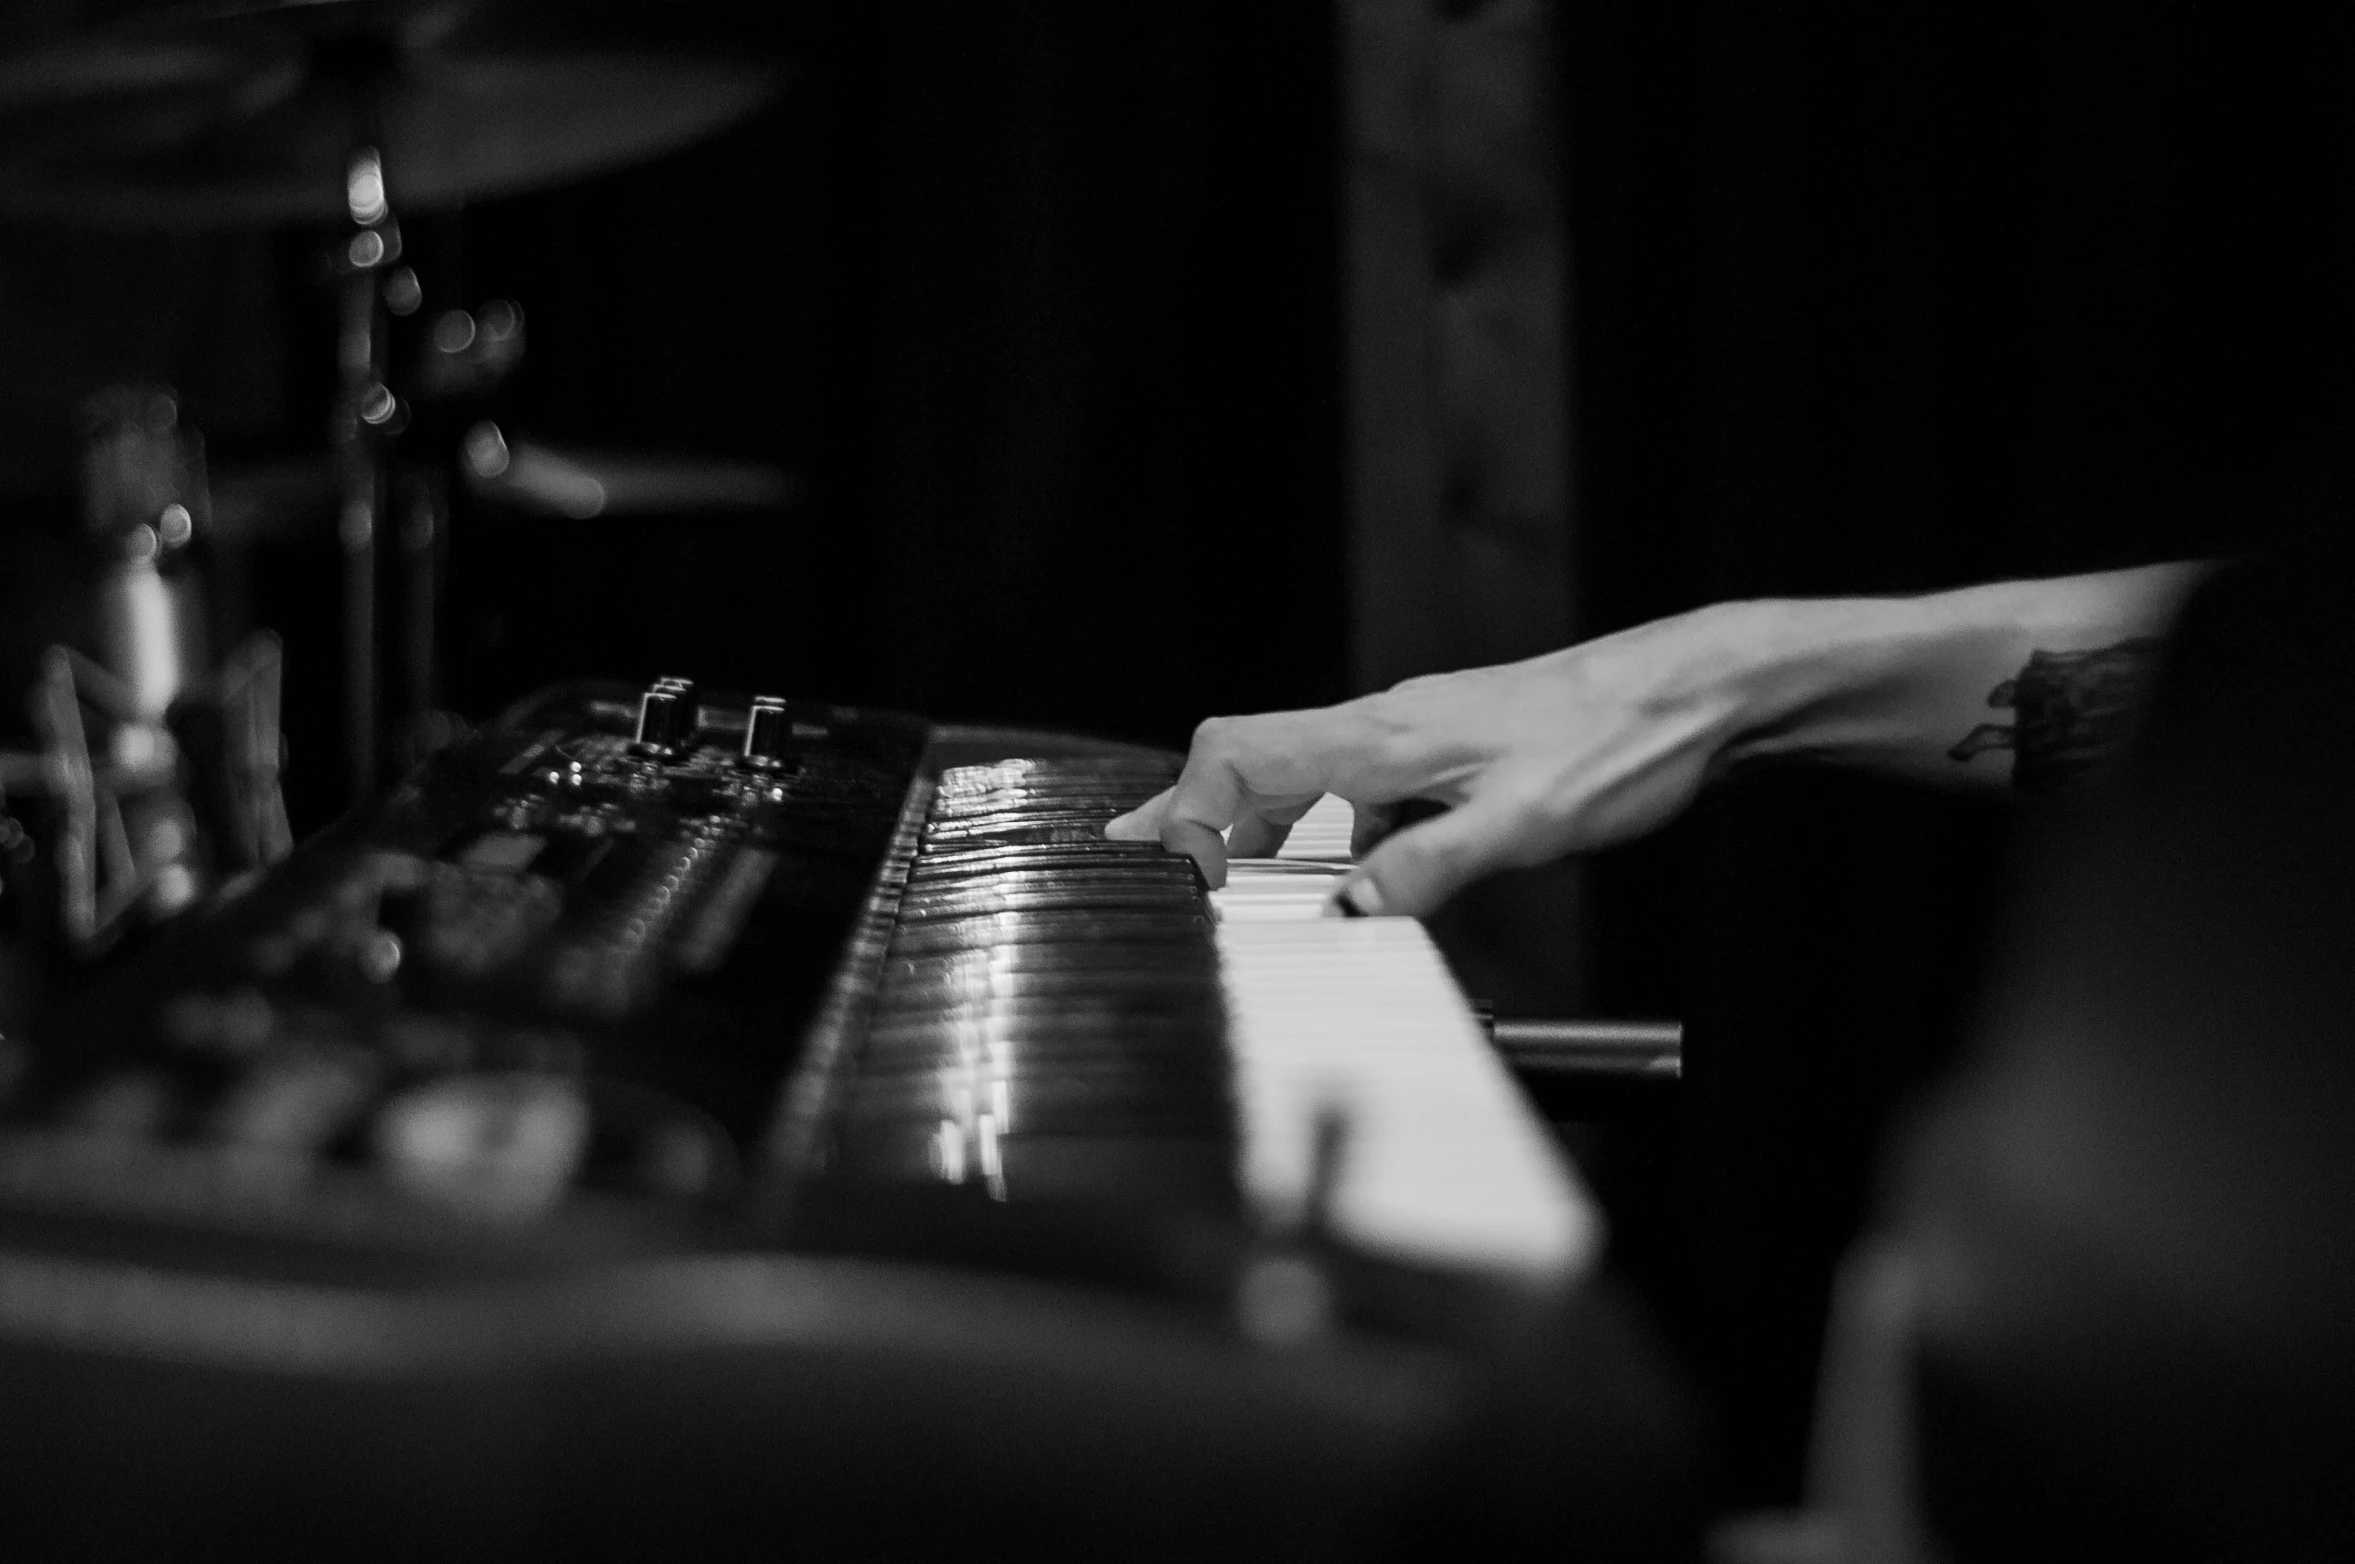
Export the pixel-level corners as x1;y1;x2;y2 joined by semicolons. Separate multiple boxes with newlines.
1949;638;2165;795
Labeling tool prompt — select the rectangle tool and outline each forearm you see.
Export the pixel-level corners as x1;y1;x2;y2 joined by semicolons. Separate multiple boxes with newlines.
1112;561;2218;911
1711;563;2215;791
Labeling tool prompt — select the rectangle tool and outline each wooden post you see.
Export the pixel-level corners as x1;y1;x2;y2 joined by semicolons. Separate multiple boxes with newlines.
1336;0;1585;1013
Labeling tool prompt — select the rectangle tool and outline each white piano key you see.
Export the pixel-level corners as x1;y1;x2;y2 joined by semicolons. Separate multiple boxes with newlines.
1212;859;1345;921
1209;867;1603;1285
1271;791;1356;863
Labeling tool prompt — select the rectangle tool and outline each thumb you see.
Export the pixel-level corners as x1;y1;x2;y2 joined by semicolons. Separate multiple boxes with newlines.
1339;790;1542;918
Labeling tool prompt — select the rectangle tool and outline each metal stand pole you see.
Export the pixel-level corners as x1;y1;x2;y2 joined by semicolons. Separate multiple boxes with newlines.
335;145;400;803
396;466;446;757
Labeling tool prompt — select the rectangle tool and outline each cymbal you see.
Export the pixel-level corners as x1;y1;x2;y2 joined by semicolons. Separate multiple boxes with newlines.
0;1;783;227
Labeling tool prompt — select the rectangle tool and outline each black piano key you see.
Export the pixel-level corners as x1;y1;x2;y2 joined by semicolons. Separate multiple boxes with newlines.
826;1129;1236;1209
905;865;1184;893
934;759;1177;795
820;751;1242;1214
908;843;1186;877
834;1085;1230;1139
855;1033;1227;1080
882;944;1218;979
884;910;1212;957
921;825;1131;850
871;972;1218;1010
866;993;1223;1029
895;888;1204;922
860;997;1227;1037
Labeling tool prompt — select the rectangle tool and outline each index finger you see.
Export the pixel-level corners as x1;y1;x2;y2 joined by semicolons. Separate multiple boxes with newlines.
1104;780;1233;883
1157;709;1367;885
1102;783;1206;871
1106;781;1323;879
1103;785;1174;842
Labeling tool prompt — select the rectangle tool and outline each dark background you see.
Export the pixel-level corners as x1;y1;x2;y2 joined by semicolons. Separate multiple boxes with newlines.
2;0;2345;1513
1566;0;2346;1503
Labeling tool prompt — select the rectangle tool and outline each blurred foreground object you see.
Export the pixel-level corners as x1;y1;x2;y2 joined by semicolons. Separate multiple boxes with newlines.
1809;553;2355;1562
0;386;290;962
77;385;209;723
7;637;289;958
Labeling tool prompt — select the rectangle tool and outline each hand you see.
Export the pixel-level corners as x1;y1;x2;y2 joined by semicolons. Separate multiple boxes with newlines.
1105;565;2215;914
1105;606;1763;917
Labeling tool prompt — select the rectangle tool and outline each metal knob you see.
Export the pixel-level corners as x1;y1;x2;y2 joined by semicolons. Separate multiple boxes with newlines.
741;695;791;768
633;676;699;753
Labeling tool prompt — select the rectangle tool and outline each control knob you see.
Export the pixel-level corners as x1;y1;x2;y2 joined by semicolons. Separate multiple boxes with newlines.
633;676;699;754
741;694;791;768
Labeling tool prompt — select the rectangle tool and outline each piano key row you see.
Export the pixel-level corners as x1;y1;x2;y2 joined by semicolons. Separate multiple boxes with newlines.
1217;791;1601;1280
831;760;1236;1201
838;770;1598;1284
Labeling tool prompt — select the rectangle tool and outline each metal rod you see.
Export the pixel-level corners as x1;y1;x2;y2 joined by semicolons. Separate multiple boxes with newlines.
1488;1018;1683;1081
397;469;443;754
335;142;397;802
335;264;379;801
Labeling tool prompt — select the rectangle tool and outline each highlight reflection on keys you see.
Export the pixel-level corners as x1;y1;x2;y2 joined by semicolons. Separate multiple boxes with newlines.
832;772;1599;1284
835;758;1230;1207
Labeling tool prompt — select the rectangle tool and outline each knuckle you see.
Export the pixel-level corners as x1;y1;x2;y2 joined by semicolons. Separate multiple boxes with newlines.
1370;732;1438;786
1190;715;1237;751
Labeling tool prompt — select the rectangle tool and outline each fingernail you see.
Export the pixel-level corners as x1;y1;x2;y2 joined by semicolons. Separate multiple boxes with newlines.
1331;877;1384;918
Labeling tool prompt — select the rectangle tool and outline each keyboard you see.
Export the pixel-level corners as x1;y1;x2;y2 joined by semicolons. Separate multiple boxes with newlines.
4;682;1596;1290
803;771;1599;1284
0;680;1630;1559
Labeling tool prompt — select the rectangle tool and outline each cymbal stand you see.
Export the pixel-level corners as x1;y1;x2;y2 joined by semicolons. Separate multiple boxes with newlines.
393;463;447;764
334;144;404;802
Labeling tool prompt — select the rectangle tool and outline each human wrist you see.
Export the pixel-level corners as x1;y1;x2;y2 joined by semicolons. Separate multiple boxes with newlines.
1677;566;2213;783
1701;594;1945;770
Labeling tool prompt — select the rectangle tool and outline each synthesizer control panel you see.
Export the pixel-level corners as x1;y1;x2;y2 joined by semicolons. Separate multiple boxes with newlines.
7;680;942;1243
